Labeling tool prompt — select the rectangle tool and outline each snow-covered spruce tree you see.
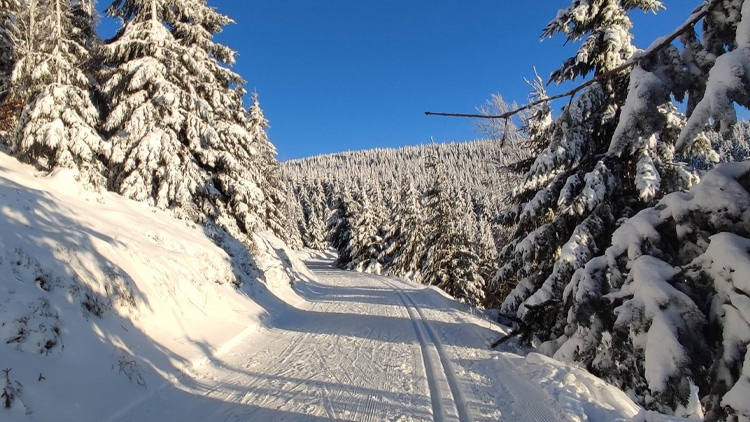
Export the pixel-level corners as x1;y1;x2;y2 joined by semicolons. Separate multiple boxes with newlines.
421;148;485;307
0;0;19;98
494;0;704;326
478;86;546;302
482;78;553;296
246;92;288;241
556;162;750;420
344;185;384;273
474;215;498;288
102;0;268;248
490;0;750;417
10;0;107;187
299;181;328;250
707;121;750;164
0;0;21;141
494;0;662;317
327;186;354;266
100;2;203;213
280;182;304;249
172;2;268;243
379;181;427;281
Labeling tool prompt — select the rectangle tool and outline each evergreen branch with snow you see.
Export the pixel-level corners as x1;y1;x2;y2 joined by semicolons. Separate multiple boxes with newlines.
425;0;720;122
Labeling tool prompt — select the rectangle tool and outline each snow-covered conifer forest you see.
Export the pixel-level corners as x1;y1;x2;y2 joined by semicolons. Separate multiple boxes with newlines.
2;0;750;421
1;0;288;249
281;141;505;306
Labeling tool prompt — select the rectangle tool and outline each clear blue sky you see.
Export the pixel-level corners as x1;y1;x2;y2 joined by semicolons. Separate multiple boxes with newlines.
97;1;701;160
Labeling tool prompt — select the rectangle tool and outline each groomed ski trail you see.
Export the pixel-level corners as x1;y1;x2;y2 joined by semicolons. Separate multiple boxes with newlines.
109;257;564;422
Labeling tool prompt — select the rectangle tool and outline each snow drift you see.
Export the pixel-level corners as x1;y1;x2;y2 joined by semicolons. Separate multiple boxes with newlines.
0;148;307;421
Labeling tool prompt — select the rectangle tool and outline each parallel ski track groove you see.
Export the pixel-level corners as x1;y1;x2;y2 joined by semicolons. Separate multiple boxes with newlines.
402;292;471;422
383;277;561;422
380;277;470;422
396;289;448;422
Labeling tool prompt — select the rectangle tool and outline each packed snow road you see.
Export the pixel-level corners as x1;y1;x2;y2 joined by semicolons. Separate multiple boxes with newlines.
108;257;563;422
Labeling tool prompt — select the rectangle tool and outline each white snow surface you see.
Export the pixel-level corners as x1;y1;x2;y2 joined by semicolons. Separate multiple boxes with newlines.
0;149;689;422
0;148;302;421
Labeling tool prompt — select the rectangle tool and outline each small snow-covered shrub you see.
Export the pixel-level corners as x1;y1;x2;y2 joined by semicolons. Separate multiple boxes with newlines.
4;298;61;355
1;368;24;412
81;291;108;319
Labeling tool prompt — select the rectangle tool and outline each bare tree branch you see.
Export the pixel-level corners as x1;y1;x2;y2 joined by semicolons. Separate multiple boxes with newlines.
425;0;720;121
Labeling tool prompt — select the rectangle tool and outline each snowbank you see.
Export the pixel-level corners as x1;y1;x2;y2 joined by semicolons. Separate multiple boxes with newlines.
505;352;695;422
0;149;303;421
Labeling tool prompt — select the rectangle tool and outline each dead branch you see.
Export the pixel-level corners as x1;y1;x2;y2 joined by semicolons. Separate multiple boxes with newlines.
425;0;719;121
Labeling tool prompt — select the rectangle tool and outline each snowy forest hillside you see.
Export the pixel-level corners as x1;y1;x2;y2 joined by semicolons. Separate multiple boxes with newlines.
281;140;505;306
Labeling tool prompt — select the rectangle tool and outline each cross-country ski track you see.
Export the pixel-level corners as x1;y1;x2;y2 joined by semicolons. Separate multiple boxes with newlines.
108;257;565;422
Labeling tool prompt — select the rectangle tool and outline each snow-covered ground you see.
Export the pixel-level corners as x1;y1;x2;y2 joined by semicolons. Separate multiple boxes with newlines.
105;256;686;422
0;149;689;422
0;148;306;421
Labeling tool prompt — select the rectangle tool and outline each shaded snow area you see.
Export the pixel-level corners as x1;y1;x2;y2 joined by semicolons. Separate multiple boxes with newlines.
0;149;305;421
1;149;689;422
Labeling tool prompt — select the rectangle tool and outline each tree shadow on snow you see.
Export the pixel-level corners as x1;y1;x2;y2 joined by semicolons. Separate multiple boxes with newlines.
0;175;153;315
267;262;498;350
